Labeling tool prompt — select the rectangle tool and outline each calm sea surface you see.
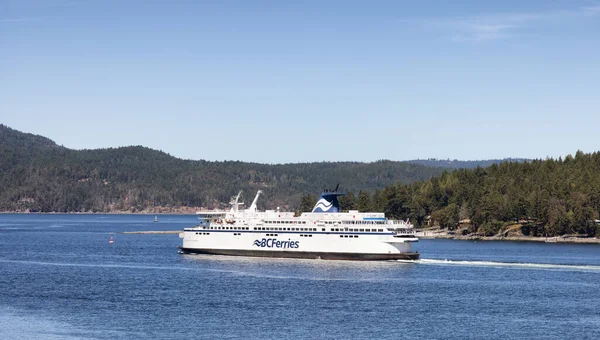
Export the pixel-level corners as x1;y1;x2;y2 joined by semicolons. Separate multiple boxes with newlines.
1;214;599;339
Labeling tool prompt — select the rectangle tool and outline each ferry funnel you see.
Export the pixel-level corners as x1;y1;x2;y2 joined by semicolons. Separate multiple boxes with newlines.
312;186;345;213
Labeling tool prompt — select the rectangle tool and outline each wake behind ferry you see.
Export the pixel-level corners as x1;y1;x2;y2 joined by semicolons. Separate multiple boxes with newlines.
179;188;419;261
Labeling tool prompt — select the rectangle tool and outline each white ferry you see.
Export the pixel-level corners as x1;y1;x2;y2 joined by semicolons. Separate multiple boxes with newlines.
179;188;419;261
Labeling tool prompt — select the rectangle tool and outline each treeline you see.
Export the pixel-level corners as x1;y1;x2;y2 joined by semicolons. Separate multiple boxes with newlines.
0;124;444;212
407;158;530;169
317;151;600;237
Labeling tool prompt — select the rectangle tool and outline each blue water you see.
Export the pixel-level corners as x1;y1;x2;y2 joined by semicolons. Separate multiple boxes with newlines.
1;214;599;339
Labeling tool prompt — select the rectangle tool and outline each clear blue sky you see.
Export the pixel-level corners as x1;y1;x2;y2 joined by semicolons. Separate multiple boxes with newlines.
2;0;599;163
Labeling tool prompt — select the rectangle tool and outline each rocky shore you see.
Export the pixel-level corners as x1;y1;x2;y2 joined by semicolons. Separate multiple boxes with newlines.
417;230;600;244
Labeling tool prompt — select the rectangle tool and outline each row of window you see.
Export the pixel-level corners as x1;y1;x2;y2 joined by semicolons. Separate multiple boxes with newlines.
254;227;317;232
340;235;359;238
299;234;313;237
194;232;210;235
264;220;308;224
332;228;384;232
203;226;251;230
197;227;384;233
341;221;385;225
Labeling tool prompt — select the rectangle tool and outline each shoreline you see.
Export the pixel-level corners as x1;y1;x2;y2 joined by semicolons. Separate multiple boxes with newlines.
0;211;198;215
418;233;600;244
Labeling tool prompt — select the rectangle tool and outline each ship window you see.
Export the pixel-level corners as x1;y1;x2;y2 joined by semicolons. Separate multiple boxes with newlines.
339;235;343;238
365;229;370;232
309;234;312;237
354;235;358;238
322;228;325;231
378;229;383;232
359;229;364;232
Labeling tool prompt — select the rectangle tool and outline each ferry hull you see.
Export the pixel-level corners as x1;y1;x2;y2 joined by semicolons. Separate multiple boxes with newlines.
178;247;420;261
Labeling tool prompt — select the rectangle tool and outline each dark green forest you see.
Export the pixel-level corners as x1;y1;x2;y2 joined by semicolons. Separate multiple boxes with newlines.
0;124;443;212
3;124;599;237
329;152;600;237
407;158;530;169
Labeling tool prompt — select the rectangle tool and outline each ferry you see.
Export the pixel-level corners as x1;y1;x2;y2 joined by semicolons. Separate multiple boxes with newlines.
179;188;419;261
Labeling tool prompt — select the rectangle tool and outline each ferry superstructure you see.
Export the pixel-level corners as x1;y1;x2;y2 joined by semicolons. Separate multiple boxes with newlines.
179;189;419;261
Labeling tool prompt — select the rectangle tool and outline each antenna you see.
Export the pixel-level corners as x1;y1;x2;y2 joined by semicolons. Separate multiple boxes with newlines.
249;190;263;212
229;191;244;213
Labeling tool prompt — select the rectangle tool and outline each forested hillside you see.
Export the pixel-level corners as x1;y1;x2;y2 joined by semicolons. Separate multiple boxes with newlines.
345;152;600;237
0;124;444;212
407;158;529;169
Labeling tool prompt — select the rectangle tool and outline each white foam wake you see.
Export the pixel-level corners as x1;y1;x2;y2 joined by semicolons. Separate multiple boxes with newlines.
407;258;600;272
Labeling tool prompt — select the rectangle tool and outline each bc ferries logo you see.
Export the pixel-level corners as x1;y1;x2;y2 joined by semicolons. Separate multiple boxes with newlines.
312;198;334;213
253;238;299;249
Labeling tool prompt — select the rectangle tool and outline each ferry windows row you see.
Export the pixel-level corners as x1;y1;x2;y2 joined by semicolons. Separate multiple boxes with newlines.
341;221;384;225
208;226;250;230
264;221;307;224
253;227;317;232
340;235;358;238
195;232;210;235
299;234;313;237
337;228;385;233
266;234;278;237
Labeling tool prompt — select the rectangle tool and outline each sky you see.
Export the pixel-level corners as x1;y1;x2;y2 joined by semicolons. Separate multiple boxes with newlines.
1;0;599;163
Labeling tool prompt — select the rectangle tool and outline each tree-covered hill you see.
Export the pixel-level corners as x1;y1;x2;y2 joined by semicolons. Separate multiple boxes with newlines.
407;158;530;169
0;124;445;212
361;151;600;237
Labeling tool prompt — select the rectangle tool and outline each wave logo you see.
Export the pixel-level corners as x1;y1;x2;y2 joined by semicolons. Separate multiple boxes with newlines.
252;238;299;249
312;198;334;212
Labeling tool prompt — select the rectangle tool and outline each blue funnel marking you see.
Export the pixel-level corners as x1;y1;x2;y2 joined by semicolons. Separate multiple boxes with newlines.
312;192;345;213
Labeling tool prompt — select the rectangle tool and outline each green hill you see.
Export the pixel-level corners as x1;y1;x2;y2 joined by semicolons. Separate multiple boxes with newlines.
376;151;600;237
0;124;444;212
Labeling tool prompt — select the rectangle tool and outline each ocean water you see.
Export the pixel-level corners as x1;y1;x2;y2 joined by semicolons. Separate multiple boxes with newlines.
1;214;599;339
